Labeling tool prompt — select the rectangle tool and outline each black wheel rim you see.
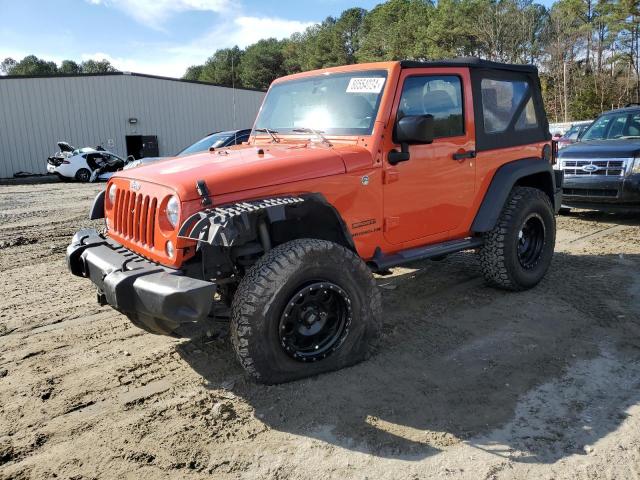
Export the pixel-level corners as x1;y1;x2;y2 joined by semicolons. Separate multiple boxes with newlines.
517;213;545;270
78;170;90;182
278;281;352;362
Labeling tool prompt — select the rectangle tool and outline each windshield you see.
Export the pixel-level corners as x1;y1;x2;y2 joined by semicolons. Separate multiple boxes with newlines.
254;70;388;136
581;112;640;141
178;133;234;156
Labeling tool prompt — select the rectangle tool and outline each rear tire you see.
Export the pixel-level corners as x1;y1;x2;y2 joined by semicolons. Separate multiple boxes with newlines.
75;168;91;183
230;239;382;384
479;186;555;291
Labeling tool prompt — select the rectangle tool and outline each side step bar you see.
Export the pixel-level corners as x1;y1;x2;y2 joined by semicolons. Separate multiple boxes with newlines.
369;237;483;271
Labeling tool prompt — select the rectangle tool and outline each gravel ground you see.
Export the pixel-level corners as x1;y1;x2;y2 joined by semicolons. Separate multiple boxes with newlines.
1;181;639;480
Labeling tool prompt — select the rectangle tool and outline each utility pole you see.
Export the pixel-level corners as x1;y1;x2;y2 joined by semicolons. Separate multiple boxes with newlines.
563;60;568;123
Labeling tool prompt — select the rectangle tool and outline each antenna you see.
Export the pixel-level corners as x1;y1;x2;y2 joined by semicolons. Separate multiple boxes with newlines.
231;51;237;145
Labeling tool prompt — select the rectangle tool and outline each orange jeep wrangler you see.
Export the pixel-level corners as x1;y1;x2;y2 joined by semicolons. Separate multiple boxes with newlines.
67;58;562;383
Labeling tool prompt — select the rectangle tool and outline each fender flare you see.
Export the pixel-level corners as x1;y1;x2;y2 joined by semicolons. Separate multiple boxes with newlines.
471;157;557;233
177;193;356;251
89;190;105;220
178;196;305;247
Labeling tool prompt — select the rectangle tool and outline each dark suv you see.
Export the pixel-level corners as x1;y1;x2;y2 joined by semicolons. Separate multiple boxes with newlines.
557;104;640;212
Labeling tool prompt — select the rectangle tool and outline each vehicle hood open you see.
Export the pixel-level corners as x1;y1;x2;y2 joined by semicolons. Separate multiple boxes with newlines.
114;143;359;201
559;139;640;159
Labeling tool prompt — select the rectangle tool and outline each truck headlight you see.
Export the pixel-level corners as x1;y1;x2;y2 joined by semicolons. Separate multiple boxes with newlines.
166;195;179;228
632;156;640;175
108;184;117;206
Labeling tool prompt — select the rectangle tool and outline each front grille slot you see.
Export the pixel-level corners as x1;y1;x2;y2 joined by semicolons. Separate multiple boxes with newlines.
561;159;626;176
111;189;157;246
563;188;618;197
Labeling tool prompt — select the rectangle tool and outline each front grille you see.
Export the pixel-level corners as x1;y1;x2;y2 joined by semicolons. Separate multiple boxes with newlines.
563;188;618;197
112;189;158;246
561;159;626;176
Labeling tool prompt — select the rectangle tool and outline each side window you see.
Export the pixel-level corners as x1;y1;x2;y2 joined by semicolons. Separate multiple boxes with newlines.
515;97;538;131
399;75;464;139
607;116;627;139
627;113;640;137
480;78;530;133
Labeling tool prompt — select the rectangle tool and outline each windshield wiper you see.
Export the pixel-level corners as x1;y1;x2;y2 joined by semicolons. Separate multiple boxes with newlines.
292;127;333;147
254;128;280;143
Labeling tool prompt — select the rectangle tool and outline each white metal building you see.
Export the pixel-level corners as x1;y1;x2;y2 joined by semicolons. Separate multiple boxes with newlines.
0;72;265;178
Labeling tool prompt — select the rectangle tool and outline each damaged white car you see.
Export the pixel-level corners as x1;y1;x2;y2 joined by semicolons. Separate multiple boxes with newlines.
46;142;130;182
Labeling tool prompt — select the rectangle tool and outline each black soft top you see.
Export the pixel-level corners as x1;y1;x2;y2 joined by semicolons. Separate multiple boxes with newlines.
400;57;537;74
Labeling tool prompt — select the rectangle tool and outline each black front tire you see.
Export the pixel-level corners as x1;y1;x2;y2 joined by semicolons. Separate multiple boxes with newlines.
230;239;382;384
479;186;556;291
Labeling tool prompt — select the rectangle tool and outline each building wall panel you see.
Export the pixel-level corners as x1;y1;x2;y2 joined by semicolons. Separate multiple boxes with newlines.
0;74;265;178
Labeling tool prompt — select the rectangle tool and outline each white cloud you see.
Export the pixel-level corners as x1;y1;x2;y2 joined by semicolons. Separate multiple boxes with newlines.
230;16;314;46
86;0;230;28
170;15;314;59
80;52;191;78
79;12;314;78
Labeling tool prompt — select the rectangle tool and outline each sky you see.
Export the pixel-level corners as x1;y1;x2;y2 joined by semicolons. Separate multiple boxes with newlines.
0;0;556;79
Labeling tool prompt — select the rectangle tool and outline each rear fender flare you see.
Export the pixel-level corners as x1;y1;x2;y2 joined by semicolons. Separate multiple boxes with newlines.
472;157;557;233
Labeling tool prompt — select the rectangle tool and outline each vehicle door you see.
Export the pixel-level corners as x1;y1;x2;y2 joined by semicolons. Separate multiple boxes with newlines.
382;68;476;245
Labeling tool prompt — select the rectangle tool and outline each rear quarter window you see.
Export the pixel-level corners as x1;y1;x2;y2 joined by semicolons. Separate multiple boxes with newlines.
480;78;533;133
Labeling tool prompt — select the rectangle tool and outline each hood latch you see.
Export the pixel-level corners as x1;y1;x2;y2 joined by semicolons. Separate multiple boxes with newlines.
196;179;212;207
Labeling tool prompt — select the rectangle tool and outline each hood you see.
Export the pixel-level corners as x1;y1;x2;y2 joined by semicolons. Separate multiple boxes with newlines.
559;139;640;159
114;143;362;201
123;156;168;170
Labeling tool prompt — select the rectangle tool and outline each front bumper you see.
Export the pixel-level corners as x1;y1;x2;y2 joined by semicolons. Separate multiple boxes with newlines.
67;229;215;336
561;174;640;211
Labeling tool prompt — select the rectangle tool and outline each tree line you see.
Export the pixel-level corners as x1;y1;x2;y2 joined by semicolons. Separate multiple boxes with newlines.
3;0;638;122
0;56;118;76
183;0;640;122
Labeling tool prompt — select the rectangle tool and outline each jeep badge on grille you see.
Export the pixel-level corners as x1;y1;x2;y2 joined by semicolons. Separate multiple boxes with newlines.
131;180;141;191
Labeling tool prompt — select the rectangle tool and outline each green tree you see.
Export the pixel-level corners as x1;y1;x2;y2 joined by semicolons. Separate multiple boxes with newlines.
239;38;287;90
80;59;118;73
1;57;17;74
357;0;434;62
59;60;82;74
198;46;243;86
425;0;479;58
182;65;204;81
6;55;58;75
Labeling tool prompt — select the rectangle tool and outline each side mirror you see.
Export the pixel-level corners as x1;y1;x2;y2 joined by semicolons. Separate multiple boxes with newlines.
395;114;435;144
388;114;434;165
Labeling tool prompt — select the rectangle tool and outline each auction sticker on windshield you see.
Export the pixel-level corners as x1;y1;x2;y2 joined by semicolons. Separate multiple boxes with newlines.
346;77;386;94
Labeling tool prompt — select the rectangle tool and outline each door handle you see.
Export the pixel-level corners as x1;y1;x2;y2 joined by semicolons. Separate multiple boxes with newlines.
452;150;476;161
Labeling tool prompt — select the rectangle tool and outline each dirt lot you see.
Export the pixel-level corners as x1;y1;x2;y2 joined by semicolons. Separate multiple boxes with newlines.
1;181;639;480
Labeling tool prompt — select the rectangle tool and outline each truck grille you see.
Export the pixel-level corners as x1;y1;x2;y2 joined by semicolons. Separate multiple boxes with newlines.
563;188;618;197
561;159;626;176
112;190;158;246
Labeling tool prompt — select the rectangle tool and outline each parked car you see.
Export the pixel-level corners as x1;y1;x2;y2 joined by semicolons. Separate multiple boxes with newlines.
556;104;640;212
47;142;129;182
124;129;252;170
68;58;561;384
557;121;592;149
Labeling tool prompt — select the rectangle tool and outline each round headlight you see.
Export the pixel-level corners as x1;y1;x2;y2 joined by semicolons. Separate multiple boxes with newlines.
108;184;117;206
165;240;175;258
166;196;179;228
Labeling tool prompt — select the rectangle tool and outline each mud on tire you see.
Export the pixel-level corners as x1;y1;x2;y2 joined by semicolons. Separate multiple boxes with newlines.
479;186;556;291
230;239;382;384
